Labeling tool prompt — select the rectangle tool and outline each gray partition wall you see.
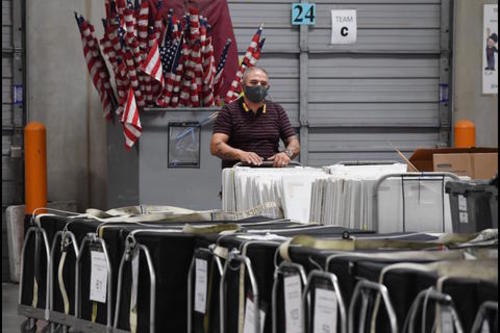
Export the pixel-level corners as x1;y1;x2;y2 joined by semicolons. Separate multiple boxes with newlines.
229;0;452;165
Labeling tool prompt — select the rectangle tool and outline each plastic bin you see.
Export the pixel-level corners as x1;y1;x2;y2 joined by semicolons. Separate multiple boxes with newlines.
445;180;498;233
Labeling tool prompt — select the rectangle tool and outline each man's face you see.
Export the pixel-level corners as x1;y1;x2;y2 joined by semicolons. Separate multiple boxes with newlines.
487;38;496;48
244;70;269;89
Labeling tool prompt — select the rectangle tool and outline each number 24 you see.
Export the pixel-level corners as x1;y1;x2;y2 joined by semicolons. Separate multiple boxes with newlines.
293;4;315;24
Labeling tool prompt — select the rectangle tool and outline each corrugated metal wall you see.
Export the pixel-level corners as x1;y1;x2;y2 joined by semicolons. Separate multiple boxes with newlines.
228;0;452;165
2;0;25;281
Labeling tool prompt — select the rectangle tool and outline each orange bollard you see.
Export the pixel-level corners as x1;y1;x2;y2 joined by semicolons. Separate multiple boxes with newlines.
24;122;47;215
454;119;476;148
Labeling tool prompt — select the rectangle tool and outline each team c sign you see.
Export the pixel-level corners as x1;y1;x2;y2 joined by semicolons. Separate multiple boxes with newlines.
331;10;357;44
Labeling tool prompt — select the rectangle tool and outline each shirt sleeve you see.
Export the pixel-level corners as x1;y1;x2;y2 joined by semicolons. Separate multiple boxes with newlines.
277;104;296;141
212;105;232;135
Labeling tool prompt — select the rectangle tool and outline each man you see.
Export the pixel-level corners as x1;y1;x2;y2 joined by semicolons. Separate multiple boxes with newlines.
485;31;498;71
210;66;300;168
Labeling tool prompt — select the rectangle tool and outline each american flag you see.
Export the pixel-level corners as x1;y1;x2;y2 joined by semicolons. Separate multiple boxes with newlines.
123;48;145;107
157;34;184;106
159;37;181;75
163;8;175;46
141;38;164;88
121;88;142;150
225;25;264;103
214;38;231;95
153;0;164;42
124;7;137;38
117;17;126;49
115;0;126;16
75;13;115;119
188;7;200;43
100;19;119;72
136;1;149;51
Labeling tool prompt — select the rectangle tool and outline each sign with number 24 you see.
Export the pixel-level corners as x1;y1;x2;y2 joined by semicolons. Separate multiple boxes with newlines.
292;3;316;25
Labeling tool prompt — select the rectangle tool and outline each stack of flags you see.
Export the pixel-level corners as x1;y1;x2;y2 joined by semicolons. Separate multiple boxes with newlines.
75;0;264;150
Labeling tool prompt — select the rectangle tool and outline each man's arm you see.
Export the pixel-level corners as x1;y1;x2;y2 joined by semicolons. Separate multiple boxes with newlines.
210;133;263;165
284;135;300;159
268;135;300;167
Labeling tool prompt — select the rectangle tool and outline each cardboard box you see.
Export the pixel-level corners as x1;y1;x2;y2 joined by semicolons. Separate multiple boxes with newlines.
409;147;498;179
433;153;473;177
471;153;498;179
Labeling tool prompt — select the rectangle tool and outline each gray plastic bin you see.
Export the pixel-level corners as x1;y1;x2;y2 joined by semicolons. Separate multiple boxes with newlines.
445;180;498;233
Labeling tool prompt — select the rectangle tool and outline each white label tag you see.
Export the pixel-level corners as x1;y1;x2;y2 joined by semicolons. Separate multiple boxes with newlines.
284;275;303;333
89;251;108;303
459;211;469;224
440;308;454;333
481;319;491;333
130;250;140;309
458;195;467;211
313;289;337;333
194;259;208;314
243;298;265;333
237;234;289;241
331;10;357;44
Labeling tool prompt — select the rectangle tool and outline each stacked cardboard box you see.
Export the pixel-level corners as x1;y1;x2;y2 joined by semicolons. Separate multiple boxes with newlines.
408;147;498;179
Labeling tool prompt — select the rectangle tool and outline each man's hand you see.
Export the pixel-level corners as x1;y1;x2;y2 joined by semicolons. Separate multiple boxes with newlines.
268;152;290;168
238;151;264;166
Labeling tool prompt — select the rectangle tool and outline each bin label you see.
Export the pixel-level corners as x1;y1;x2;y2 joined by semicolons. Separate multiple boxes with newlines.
459;211;469;224
90;251;108;303
313;288;337;333
243;297;265;333
130;250;139;309
440;308;454;333
284;275;303;333
458;195;467;211
194;258;208;313
481;319;491;333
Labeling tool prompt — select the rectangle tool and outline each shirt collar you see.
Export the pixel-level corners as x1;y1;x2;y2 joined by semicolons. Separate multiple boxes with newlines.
240;97;267;114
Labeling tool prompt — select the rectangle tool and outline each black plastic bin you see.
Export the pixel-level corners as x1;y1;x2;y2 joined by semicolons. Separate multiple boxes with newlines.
445;180;498;233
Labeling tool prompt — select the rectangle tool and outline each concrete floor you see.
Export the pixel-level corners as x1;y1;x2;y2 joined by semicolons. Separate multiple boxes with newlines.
2;283;24;332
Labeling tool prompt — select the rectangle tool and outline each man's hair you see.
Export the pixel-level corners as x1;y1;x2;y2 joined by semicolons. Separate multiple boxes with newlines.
242;66;268;85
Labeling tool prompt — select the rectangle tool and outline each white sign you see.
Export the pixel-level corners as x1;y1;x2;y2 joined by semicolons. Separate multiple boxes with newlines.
89;251;108;303
130;250;140;309
483;4;498;94
284;275;303;333
481;319;491;333
440;308;454;333
459;211;469;224
243;298;266;333
458;195;467;211
331;10;357;44
194;259;208;314
313;289;337;333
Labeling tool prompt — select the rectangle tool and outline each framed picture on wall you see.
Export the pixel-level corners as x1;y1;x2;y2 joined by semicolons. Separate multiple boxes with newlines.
482;4;498;94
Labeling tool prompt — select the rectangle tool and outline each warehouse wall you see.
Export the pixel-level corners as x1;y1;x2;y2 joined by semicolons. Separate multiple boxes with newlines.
452;0;498;146
2;0;24;281
23;0;498;212
26;0;107;211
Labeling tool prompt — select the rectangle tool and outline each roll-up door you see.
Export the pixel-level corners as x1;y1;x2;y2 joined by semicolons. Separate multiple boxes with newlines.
228;0;452;165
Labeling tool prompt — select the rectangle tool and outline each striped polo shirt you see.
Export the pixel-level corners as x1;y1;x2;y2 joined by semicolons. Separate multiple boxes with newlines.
213;97;296;168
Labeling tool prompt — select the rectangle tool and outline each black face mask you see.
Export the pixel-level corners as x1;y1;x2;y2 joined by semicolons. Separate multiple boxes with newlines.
243;85;268;103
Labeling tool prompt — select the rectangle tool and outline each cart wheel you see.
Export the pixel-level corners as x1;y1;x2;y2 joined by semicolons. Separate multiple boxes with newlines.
342;231;351;239
20;318;37;333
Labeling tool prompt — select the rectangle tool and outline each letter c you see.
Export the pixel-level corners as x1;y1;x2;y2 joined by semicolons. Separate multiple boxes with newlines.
341;27;348;36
